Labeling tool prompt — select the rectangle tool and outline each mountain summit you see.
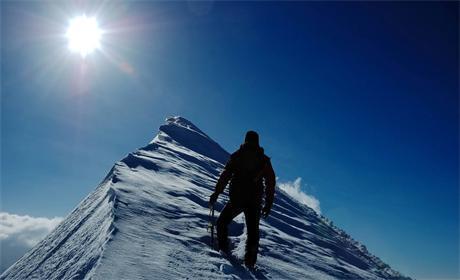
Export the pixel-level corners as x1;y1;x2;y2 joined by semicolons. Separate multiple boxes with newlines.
1;116;410;280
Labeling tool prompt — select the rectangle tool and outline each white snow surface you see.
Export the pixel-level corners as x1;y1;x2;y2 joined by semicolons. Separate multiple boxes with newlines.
1;116;410;280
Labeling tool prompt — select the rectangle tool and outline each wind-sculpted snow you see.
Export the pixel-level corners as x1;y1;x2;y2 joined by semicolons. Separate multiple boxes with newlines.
1;177;116;279
1;117;410;280
157;116;229;164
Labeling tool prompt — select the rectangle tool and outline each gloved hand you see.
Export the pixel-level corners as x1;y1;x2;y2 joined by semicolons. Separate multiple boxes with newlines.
209;192;219;206
261;205;271;218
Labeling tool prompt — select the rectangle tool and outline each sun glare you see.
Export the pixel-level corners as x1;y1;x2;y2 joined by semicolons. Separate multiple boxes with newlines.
66;15;101;58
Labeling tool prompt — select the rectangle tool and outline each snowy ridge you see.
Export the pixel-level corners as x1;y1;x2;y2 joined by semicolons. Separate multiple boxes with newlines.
1;175;117;279
156;116;229;164
1;116;410;280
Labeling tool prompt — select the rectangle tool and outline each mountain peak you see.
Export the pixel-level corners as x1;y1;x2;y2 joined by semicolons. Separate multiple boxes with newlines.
164;116;208;138
150;116;229;164
1;116;410;280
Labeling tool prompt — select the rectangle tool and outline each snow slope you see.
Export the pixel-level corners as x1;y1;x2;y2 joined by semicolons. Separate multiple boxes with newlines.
1;116;411;280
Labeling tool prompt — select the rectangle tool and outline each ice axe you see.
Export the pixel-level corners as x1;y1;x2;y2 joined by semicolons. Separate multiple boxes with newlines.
207;205;215;249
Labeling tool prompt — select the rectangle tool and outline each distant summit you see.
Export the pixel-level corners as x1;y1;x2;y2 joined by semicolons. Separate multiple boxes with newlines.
151;116;229;164
162;116;211;140
1;116;410;280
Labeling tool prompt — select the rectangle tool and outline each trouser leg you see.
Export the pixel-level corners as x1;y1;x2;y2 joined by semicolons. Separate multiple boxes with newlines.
243;205;261;267
216;202;243;252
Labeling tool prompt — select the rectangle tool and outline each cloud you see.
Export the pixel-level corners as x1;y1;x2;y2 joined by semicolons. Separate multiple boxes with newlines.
0;212;63;247
0;212;63;272
278;177;321;214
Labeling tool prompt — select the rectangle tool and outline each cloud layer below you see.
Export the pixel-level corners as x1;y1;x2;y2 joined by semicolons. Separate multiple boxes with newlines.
0;212;63;273
278;177;321;214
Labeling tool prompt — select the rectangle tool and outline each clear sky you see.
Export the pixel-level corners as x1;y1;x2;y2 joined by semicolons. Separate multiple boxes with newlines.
1;1;458;279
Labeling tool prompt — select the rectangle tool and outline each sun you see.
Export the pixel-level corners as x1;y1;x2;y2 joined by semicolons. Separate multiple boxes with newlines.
66;15;102;58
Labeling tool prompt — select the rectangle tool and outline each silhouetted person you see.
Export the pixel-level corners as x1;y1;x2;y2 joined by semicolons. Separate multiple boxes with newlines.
209;130;276;269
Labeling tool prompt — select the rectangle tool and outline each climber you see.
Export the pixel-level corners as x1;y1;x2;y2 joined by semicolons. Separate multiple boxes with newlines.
209;130;276;269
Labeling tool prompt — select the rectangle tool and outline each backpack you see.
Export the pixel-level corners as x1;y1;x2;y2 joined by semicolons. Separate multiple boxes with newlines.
229;145;268;205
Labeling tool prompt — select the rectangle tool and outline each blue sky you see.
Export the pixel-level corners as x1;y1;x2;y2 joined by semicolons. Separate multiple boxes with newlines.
1;1;458;279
